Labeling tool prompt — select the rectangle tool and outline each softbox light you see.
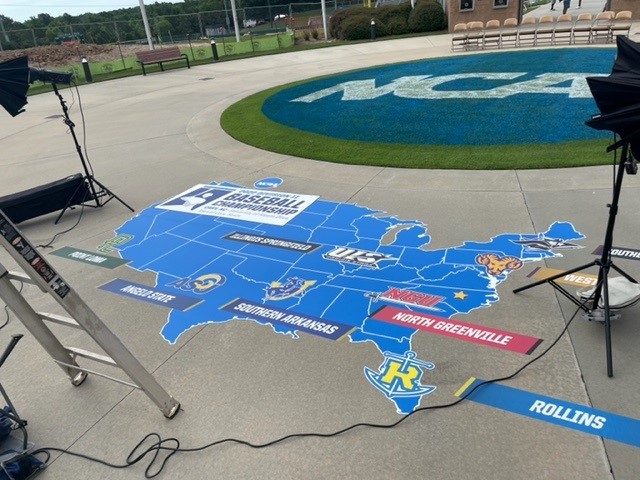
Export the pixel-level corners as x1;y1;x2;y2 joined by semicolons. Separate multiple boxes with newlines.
611;35;640;78
586;36;640;156
0;56;74;117
0;56;30;117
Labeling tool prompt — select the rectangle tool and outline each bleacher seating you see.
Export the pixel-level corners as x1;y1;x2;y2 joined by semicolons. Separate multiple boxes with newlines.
450;11;632;51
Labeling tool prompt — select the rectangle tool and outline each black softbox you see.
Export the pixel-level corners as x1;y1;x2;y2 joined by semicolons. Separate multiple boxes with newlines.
0;56;30;117
586;36;640;155
0;55;74;117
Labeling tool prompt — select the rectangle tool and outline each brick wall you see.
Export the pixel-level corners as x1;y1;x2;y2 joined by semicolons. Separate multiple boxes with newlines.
609;0;639;17
447;0;522;32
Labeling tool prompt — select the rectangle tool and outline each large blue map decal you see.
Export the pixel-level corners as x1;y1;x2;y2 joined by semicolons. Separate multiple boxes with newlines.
113;181;584;413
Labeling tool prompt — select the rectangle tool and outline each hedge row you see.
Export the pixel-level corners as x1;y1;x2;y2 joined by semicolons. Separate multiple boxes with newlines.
329;0;447;41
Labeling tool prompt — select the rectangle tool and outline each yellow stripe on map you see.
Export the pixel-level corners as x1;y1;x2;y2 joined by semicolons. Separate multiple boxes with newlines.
455;377;477;397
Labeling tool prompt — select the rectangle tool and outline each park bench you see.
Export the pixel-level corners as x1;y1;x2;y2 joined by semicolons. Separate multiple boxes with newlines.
135;46;190;76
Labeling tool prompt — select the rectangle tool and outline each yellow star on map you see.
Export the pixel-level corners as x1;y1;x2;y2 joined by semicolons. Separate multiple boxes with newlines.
454;291;468;300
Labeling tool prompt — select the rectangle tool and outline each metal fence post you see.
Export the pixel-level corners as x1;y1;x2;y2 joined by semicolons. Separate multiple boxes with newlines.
211;39;219;60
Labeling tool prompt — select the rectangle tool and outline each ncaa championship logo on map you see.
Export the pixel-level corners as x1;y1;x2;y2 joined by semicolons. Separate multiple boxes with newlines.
262;49;615;146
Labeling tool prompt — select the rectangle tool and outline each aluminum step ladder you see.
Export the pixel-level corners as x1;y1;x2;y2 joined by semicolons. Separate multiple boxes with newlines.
0;210;179;418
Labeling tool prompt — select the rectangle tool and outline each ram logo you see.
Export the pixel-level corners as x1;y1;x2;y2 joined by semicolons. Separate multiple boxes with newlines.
476;253;523;276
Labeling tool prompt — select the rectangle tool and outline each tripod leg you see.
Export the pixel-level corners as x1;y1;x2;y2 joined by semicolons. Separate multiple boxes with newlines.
602;274;614;377
513;261;598;294
610;263;638;283
89;176;134;213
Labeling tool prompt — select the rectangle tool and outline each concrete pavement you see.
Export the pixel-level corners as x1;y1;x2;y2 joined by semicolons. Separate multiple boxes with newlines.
0;32;639;480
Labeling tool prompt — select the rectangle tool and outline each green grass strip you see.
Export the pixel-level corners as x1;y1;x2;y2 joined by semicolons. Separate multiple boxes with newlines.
221;83;613;170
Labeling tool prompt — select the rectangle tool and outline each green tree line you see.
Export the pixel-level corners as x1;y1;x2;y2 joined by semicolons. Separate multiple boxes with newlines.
0;0;328;49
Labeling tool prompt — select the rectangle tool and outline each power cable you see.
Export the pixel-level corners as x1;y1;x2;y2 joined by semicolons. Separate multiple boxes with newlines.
31;298;589;478
0;280;23;331
34;80;91;249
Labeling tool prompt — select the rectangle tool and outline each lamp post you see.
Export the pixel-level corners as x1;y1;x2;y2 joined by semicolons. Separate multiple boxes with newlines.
138;0;154;50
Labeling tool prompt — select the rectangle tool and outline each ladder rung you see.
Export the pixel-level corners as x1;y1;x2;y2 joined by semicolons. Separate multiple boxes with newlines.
39;312;81;329
66;347;117;366
7;271;37;286
53;360;140;389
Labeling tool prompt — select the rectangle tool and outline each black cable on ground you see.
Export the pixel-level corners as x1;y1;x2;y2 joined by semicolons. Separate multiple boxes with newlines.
35;204;85;250
31;297;589;478
0;281;23;331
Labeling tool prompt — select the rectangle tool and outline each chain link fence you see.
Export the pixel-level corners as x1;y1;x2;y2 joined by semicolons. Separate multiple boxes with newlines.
0;0;364;51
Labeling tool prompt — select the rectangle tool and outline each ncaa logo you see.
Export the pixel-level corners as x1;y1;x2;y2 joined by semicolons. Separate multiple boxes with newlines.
262;49;615;146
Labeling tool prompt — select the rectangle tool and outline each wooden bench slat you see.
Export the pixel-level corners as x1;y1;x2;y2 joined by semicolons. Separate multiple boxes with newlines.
135;47;190;76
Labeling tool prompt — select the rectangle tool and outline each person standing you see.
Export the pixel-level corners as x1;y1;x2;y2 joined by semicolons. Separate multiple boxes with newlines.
562;0;570;14
551;0;557;10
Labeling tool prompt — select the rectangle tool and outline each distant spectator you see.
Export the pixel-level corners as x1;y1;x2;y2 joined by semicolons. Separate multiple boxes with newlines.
550;0;557;10
562;0;570;14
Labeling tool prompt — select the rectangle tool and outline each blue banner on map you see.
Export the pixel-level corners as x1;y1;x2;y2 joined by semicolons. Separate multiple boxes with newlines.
457;378;640;448
99;279;203;311
221;298;353;340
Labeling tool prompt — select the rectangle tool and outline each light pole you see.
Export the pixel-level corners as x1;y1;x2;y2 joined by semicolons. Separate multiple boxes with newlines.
138;0;154;50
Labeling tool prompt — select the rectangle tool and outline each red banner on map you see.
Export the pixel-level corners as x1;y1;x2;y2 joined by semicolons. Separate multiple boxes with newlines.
370;306;542;355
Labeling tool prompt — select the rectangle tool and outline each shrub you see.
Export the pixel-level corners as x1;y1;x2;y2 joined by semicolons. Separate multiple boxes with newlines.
375;2;411;36
376;2;411;24
303;30;311;41
329;7;371;39
311;28;319;39
340;14;374;41
383;17;409;36
408;0;446;33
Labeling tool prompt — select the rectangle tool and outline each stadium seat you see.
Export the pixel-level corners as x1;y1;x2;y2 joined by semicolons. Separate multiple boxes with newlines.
500;18;519;48
535;15;555;46
466;21;485;50
517;17;537;47
483;20;501;49
571;13;594;44
610;11;632;41
451;23;468;51
553;14;573;45
591;11;615;44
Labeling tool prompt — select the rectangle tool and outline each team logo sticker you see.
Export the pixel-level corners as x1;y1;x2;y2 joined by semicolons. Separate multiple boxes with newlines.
266;277;316;300
513;237;581;251
166;274;225;294
476;253;523;277
366;287;445;312
365;351;436;410
98;234;134;253
324;247;395;269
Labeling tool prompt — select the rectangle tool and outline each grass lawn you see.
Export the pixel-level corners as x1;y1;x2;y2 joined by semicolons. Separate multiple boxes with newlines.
221;81;613;171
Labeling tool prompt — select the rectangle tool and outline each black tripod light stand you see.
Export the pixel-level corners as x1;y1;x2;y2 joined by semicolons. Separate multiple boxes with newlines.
0;55;134;224
513;137;638;378
514;36;640;377
50;82;134;223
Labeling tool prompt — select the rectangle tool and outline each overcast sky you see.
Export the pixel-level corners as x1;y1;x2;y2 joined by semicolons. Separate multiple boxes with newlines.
0;1;184;22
